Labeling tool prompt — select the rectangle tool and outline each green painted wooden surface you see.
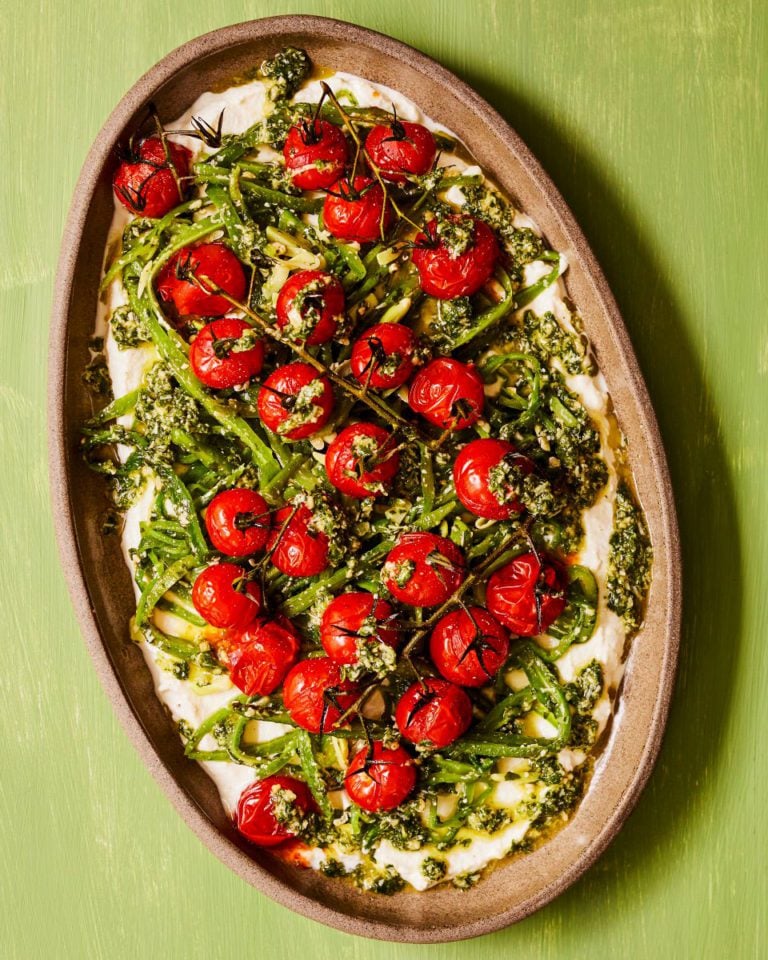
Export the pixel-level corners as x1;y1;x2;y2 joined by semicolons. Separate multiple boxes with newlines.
1;0;766;956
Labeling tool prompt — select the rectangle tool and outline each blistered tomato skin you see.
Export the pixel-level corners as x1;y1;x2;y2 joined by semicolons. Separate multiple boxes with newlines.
156;243;247;318
325;423;400;499
275;270;345;346
383;532;466;607
269;504;329;577
429;607;509;687
282;658;359;734
235;775;316;846
189;318;265;389
113;137;192;218
408;358;485;430
323;176;393;243
345;743;417;812
283;119;349;190
395;677;473;748
257;362;334;441
350;323;418;390
412;216;499;299
225;619;300;696
191;562;262;630
365;121;437;184
205;488;271;557
486;552;568;636
453;438;535;520
320;592;399;665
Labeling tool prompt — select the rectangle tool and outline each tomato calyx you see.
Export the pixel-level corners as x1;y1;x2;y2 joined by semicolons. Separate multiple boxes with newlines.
166;110;225;148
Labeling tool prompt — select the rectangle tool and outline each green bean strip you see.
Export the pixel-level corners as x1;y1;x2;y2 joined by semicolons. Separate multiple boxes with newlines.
88;388;140;424
514;253;561;309
451;267;516;349
297;731;333;820
135;555;197;626
157;468;208;558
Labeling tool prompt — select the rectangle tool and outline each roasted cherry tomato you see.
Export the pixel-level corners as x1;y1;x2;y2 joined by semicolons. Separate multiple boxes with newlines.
383;532;466;607
189;317;265;389
365;119;437;184
350;323;418;390
282;657;359;733
205;488;271;556
275;270;345;346
429;607;509;687
191;562;261;630
486;552;568;636
395;677;473;748
156;242;247;318
323;175;393;243
412;215;499;299
408;357;485;430
320;592;399;665
452;438;535;520
226;619;300;696
113;136;192;218
344;742;416;812
325;423;400;499
257;362;334;440
269;503;329;577
235;775;316;846
283;118;349;190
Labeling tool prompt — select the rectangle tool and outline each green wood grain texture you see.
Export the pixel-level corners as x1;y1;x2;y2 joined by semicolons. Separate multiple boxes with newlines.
1;0;765;956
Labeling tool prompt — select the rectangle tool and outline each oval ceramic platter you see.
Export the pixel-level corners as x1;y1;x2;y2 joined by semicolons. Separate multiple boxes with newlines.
48;15;680;943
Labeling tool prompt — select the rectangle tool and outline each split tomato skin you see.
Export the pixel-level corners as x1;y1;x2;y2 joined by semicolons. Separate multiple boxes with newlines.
205;488;271;557
156;242;247;318
345;743;417;812
191;562;261;630
350;323;418;390
325;423;400;499
282;657;359;734
412;216;499;299
323;175;393;243
283;119;349;190
225;619;300;696
235;775;316;847
429;607;509;687
189;317;265;389
113;137;192;218
408;357;485;430
453;438;534;520
269;504;329;577
320;592;398;665
383;532;466;607
275;270;345;346
257;362;334;441
486;551;568;636
365;120;437;184
395;677;473;748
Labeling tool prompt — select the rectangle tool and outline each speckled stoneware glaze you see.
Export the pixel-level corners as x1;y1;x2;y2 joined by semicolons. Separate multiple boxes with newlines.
48;15;681;943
